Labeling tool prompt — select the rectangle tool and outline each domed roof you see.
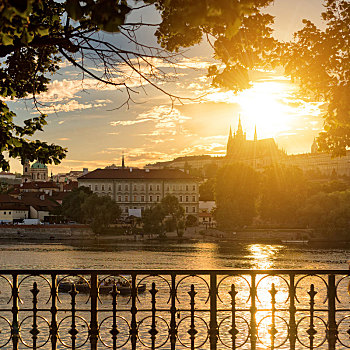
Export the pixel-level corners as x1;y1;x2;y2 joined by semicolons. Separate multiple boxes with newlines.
31;161;47;169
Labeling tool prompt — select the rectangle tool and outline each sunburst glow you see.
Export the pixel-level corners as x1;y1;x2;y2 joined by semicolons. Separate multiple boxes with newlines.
205;77;323;141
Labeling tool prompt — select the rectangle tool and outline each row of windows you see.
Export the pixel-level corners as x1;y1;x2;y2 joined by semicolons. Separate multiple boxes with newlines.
2;211;25;215
116;195;197;203
89;183;197;192
122;206;197;213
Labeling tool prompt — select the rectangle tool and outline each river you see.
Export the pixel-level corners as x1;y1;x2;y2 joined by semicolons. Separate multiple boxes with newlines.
0;240;349;270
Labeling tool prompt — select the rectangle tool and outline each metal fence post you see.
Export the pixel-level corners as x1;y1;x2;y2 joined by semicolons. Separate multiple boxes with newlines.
327;274;337;350
169;273;177;350
90;272;99;350
289;274;297;350
50;274;58;350
250;274;257;350
11;273;19;350
209;273;218;350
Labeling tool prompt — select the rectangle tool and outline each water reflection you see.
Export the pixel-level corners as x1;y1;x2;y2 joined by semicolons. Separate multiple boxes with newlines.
247;244;282;269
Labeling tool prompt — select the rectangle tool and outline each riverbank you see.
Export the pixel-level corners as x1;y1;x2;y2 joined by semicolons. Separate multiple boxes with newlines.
0;224;344;245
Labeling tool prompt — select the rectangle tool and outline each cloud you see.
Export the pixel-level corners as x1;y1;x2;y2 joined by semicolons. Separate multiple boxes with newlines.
57;137;70;141
35;100;93;114
111;105;192;138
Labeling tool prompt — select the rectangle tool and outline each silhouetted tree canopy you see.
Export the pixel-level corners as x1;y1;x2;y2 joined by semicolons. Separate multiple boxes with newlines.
0;0;274;170
282;0;350;156
214;163;260;229
259;165;307;225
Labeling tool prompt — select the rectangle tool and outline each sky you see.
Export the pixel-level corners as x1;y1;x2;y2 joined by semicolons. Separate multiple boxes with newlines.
8;0;326;174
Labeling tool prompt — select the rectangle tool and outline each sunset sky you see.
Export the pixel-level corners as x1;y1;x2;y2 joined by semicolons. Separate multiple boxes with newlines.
9;0;326;174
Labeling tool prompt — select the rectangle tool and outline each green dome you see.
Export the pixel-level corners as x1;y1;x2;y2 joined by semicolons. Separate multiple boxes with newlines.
31;161;47;169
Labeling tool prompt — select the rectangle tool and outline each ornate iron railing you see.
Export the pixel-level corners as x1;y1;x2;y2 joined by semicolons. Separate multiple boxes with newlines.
0;269;350;349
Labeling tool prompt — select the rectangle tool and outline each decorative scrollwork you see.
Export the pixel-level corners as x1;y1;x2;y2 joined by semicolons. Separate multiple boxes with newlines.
98;315;130;348
296;315;327;348
0;316;12;348
57;315;90;349
137;315;170;348
218;315;250;348
18;315;51;348
257;315;289;348
176;315;209;349
217;274;251;304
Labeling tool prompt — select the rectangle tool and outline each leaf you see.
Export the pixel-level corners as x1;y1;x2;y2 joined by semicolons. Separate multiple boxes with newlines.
1;34;14;46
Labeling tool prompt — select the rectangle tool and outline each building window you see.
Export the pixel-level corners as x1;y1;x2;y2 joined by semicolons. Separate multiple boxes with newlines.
186;196;189;202
125;185;129;191
180;196;183;202
89;185;92;190
192;195;196;202
125;195;129;202
102;185;105;191
141;196;145;202
185;207;188;213
95;185;98;191
4;212;6;215
109;185;112;191
192;207;196;213
134;195;137;202
157;196;160;202
141;207;144;211
141;185;145;191
150;195;153;202
134;185;137;191
156;185;160;191
9;212;11;215
118;185;122;191
186;185;189;191
166;186;169;191
125;208;128;213
193;185;196;191
118;196;121;201
149;185;153;191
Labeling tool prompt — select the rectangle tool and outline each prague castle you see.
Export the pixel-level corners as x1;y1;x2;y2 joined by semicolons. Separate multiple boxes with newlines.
226;117;285;169
146;117;350;177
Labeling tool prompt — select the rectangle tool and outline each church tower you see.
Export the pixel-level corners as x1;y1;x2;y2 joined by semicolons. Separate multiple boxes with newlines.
235;115;246;141
22;159;31;183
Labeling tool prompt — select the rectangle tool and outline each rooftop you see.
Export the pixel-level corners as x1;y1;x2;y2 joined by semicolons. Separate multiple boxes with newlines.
79;168;197;180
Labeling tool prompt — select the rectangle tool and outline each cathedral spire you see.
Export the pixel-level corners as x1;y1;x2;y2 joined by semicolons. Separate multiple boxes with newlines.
237;115;243;135
254;125;257;141
122;151;125;168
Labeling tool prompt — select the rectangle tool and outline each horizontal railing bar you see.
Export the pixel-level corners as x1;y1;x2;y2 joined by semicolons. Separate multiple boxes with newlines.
10;307;336;313
0;269;349;274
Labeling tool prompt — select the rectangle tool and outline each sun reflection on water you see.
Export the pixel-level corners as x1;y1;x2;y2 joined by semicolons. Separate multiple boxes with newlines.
247;244;282;269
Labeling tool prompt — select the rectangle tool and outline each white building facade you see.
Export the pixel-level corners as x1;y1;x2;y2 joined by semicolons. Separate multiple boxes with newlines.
78;168;199;217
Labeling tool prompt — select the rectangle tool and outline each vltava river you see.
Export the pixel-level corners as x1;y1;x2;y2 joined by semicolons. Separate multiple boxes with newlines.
0;240;349;269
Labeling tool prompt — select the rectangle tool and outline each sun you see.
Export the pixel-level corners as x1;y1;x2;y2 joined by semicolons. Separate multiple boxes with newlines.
236;79;297;139
205;77;303;140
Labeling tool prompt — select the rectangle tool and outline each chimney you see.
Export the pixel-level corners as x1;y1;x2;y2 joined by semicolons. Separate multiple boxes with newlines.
129;168;133;172
83;168;88;175
145;169;150;172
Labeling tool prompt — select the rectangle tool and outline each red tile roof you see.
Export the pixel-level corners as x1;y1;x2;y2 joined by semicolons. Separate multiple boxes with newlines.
78;168;197;180
19;182;59;190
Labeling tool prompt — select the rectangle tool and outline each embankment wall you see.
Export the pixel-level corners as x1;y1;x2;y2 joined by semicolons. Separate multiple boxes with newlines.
0;225;94;240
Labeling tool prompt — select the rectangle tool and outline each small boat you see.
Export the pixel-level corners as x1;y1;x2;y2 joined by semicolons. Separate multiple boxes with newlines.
58;278;146;295
281;240;309;244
